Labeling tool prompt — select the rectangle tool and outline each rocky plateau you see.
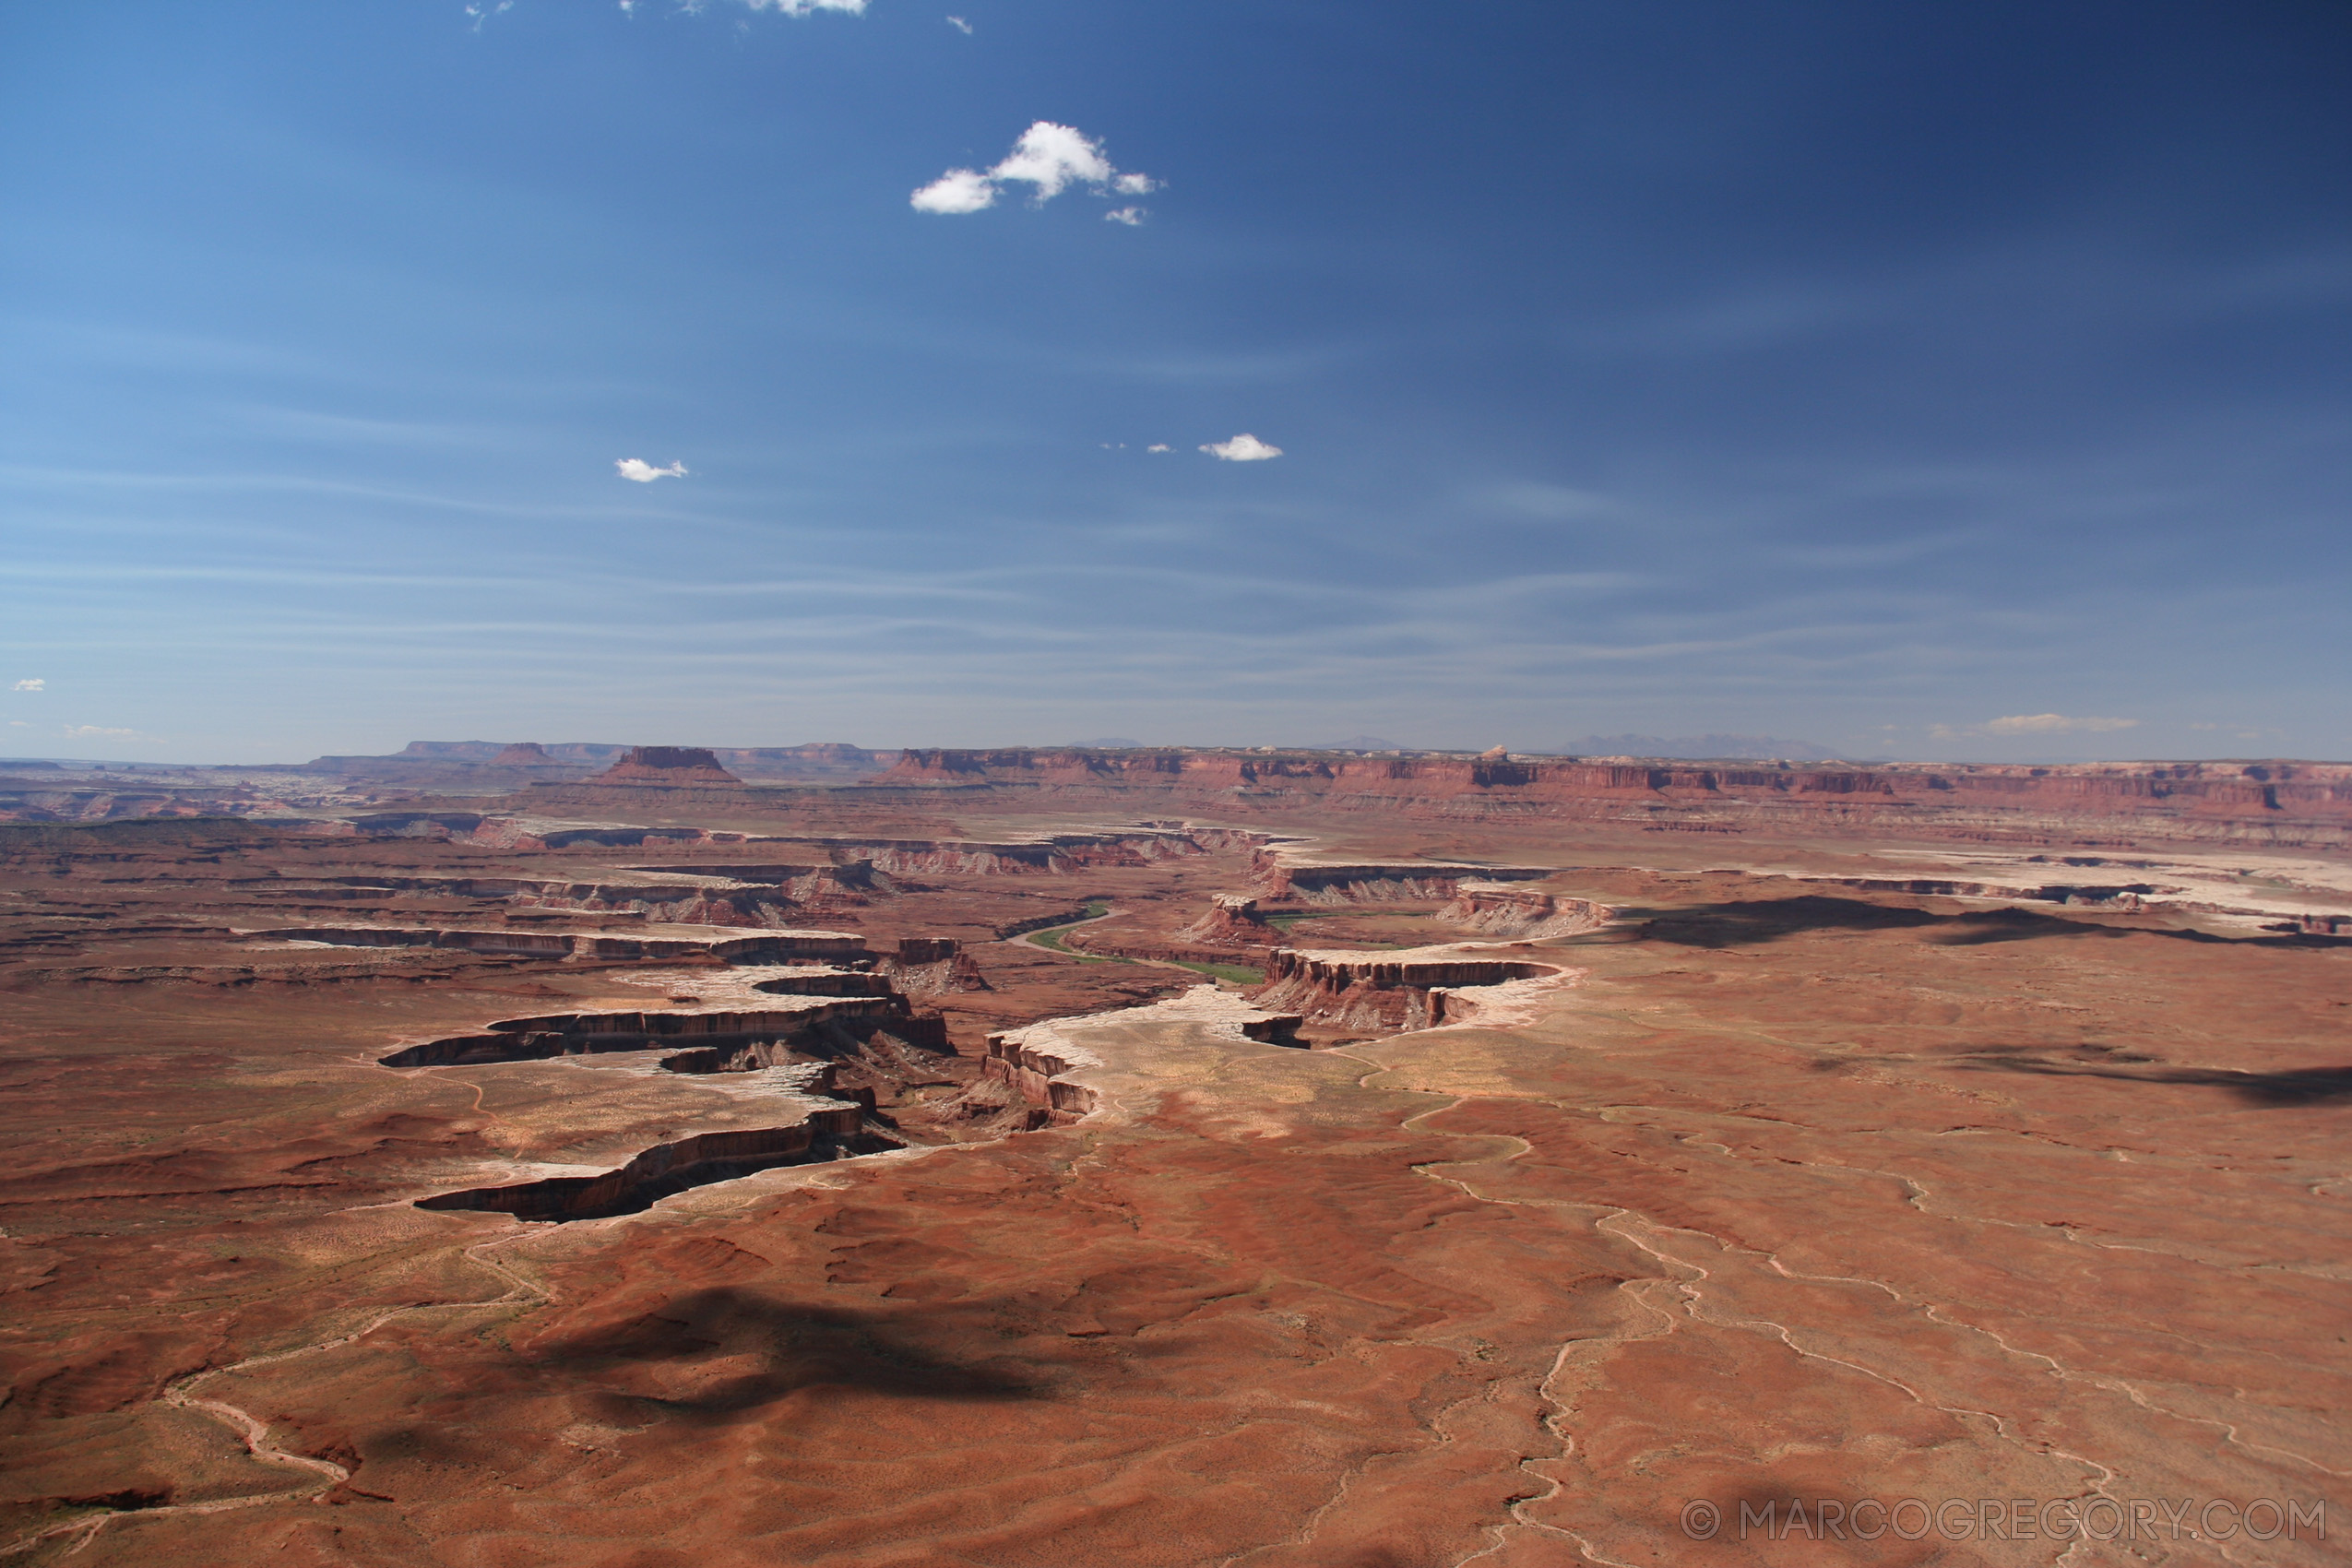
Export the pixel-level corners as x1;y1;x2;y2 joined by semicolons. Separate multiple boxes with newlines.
0;744;2346;1566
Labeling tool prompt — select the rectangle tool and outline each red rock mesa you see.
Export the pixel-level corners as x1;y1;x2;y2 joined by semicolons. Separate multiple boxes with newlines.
588;746;746;788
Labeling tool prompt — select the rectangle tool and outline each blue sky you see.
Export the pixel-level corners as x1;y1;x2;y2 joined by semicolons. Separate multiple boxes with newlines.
3;1;2346;763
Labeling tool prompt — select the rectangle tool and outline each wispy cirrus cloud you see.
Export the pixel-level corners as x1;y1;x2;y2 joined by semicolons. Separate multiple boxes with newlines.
1484;482;1618;520
12;679;42;692
1985;712;2139;734
615;458;688;482
1932;713;2141;740
945;14;971;32
912;123;1157;218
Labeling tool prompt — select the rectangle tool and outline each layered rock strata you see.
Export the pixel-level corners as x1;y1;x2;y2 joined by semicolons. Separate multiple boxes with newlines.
1438;883;1611;937
875;941;992;996
415;1068;893;1221
878;749;2352;848
1249;946;1559;1034
790;831;1204;875
979;1026;1103;1125
335;812;722;849
1251;849;1551;902
309;866;887;925
248;924;869;964
587;747;746;788
980;988;1309;1123
1175;893;1278;946
374;994;929;1068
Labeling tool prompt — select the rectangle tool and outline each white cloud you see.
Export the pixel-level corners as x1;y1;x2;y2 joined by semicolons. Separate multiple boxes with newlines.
8;720;27;728
988;122;1112;198
498;0;861;21
911;122;1153;218
1105;207;1146;226
1146;444;1172;453
1201;434;1283;462
910;169;998;214
616;458;688;482
64;725;137;740
946;14;972;32
1984;713;2139;734
12;679;42;692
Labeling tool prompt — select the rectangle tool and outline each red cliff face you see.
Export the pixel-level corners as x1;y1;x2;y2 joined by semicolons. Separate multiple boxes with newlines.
1251;850;1552;902
874;751;2352;848
589;746;745;787
1247;948;1557;1034
1176;894;1278;947
979;1032;1100;1124
1439;885;1610;937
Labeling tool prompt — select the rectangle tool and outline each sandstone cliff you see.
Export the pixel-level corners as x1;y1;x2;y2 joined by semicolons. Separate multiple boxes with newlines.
1174;894;1279;946
588;746;746;788
1247;947;1557;1035
1438;885;1611;938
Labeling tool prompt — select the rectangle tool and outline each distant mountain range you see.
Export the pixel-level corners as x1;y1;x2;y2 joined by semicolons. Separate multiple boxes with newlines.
1562;733;1846;761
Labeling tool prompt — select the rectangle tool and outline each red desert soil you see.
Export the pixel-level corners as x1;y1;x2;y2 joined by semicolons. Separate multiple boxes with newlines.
0;753;2346;1566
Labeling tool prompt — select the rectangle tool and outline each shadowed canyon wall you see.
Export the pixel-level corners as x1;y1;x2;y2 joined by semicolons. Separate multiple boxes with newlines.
415;1110;883;1221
